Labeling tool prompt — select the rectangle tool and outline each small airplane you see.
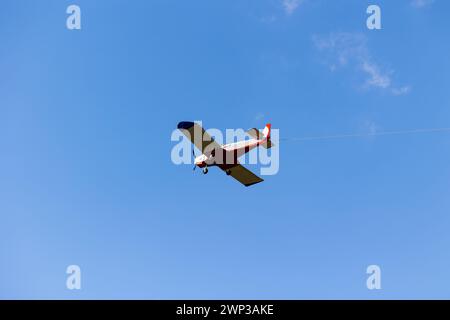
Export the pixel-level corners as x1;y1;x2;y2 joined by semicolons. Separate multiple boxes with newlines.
177;121;273;187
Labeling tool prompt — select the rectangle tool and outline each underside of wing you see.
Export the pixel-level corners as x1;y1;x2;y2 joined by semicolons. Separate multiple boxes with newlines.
177;121;222;154
225;164;264;187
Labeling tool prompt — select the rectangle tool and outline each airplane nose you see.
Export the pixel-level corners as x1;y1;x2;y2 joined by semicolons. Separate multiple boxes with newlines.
196;162;206;168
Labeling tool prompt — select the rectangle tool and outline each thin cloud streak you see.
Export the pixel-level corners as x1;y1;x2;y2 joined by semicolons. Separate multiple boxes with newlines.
282;127;450;142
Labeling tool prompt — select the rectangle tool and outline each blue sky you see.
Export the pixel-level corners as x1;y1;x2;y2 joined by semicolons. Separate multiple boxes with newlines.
1;0;450;299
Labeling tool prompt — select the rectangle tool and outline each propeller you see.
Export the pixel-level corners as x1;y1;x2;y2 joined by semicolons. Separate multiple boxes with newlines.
192;149;196;171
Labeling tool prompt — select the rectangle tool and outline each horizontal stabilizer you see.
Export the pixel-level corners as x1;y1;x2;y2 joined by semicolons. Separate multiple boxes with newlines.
246;128;274;149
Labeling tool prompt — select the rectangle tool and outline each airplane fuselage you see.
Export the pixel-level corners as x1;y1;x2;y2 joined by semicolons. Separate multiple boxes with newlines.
194;138;264;169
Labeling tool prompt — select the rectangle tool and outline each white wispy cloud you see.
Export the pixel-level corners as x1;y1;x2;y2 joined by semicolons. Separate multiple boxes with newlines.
411;0;434;8
361;61;391;89
282;0;304;15
391;86;411;96
312;32;410;95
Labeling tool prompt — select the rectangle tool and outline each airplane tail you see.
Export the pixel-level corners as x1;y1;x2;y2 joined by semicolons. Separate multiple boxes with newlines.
246;123;274;149
262;124;271;139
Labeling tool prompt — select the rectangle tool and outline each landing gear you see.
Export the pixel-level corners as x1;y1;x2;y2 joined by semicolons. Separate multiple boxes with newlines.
225;169;231;176
203;167;208;174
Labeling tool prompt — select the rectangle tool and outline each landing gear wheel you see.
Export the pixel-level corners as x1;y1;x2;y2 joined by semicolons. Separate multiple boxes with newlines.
225;169;231;176
203;167;208;174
